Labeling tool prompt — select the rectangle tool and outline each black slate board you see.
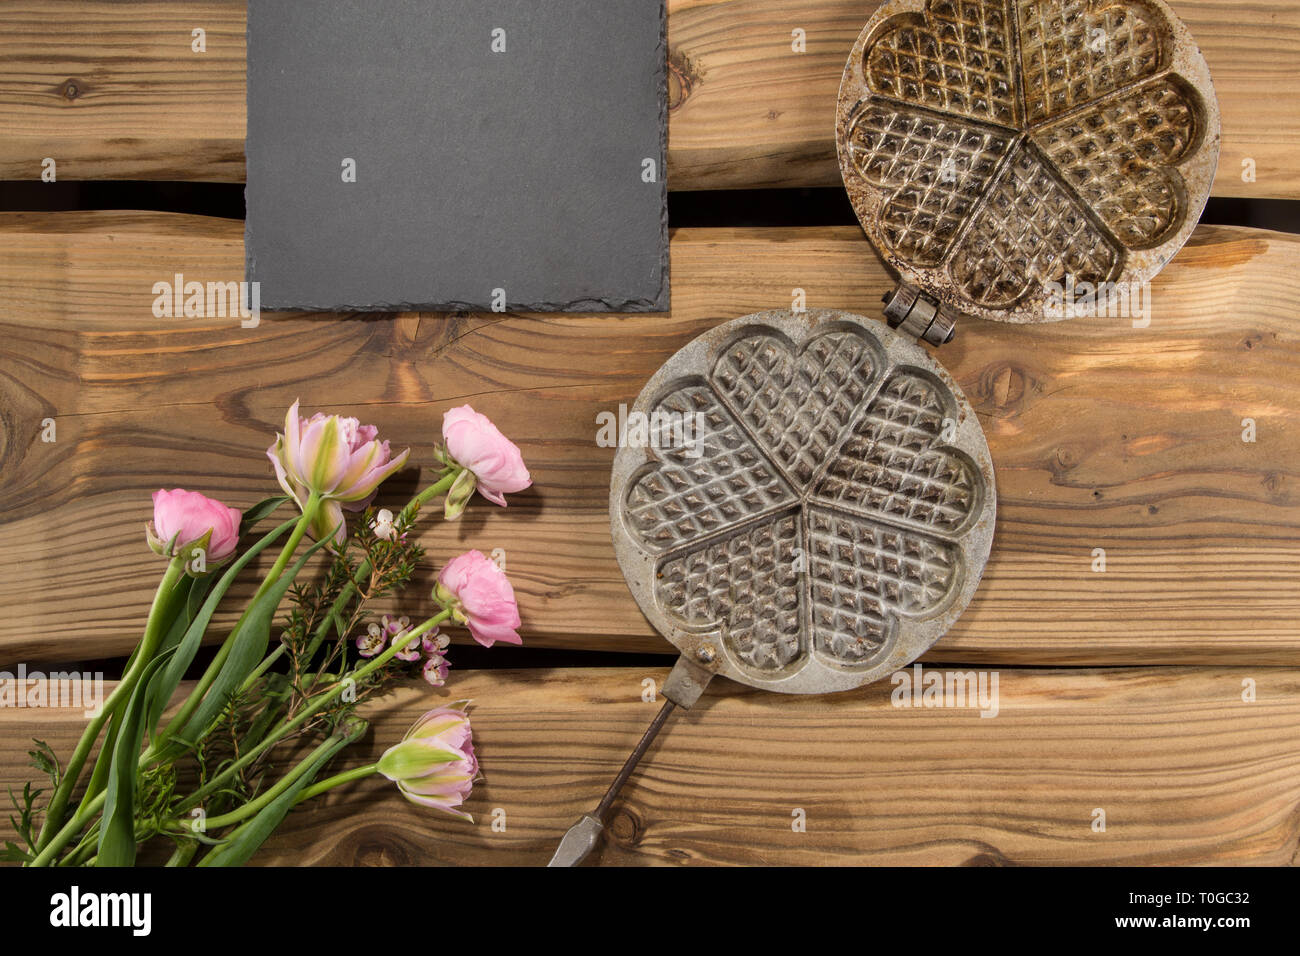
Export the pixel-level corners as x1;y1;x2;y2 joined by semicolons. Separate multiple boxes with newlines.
246;0;668;312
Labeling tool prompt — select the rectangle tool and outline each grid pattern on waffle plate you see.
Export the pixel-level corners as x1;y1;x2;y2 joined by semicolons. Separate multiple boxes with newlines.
948;141;1121;307
806;506;960;663
841;0;1210;317
624;382;794;552
655;511;805;673
865;0;1019;127
1031;76;1198;249
844;100;1016;266
1017;0;1164;124
710;329;883;488
814;368;980;535
633;325;986;679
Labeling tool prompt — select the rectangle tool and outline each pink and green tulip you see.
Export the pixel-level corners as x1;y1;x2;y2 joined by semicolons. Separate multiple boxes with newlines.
378;702;478;820
267;400;410;546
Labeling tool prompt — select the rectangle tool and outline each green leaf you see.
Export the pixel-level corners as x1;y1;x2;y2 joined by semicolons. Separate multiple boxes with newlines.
240;495;291;533
98;649;177;866
146;516;298;737
197;722;366;868
185;573;215;628
240;673;292;751
8;781;43;853
157;578;202;659
1;841;31;863
78;708;124;817
28;740;60;787
175;531;337;746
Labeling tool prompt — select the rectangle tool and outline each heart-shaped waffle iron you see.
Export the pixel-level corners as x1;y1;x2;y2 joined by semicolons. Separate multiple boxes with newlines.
551;310;994;865
837;0;1219;325
612;310;995;695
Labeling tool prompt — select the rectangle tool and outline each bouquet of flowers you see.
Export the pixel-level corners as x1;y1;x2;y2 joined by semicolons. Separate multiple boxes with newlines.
9;401;531;867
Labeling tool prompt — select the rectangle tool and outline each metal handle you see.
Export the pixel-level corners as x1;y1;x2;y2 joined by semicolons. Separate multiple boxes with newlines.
548;656;715;867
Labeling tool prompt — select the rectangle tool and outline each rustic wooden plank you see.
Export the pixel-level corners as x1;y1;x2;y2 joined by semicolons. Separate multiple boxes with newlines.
0;1;1295;197
0;213;1297;666
1;667;1297;865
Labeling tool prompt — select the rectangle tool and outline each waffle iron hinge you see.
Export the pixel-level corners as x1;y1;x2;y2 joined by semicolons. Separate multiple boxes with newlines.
882;282;960;347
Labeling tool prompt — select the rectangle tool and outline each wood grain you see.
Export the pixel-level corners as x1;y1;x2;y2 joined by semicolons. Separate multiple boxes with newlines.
1;667;1297;865
0;1;1295;197
0;212;1297;666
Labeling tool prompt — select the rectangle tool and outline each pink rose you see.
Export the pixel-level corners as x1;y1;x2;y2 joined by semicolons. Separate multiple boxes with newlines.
435;550;522;648
146;489;242;564
267;400;410;545
442;405;531;510
378;703;478;820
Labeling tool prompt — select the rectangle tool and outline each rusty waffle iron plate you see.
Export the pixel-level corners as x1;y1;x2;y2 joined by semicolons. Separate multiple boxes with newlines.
836;0;1220;324
609;309;996;695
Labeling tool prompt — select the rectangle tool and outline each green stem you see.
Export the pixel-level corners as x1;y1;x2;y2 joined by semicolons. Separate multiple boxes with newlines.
33;557;187;852
55;825;100;868
176;611;449;814
406;468;460;518
184;735;344;832
256;492;320;599
149;496;321;755
301;469;459;663
292;762;379;804
241;643;286;692
29;791;106;868
164;843;199;867
194;722;365;867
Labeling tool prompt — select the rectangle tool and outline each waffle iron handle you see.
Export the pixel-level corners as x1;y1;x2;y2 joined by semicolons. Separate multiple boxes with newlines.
547;656;715;867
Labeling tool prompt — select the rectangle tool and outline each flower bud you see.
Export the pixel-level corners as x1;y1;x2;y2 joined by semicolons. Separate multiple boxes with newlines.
146;489;242;574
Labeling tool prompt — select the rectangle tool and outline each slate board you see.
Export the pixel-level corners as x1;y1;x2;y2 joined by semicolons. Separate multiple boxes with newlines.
246;0;668;312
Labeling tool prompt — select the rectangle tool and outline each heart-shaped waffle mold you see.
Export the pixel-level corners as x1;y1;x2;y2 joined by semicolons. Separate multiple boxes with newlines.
837;0;1219;323
611;311;996;695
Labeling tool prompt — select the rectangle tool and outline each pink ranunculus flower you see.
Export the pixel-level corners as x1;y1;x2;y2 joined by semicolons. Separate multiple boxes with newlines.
434;548;520;647
378;703;478;820
267;400;410;546
146;489;242;569
434;550;522;648
441;405;530;518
